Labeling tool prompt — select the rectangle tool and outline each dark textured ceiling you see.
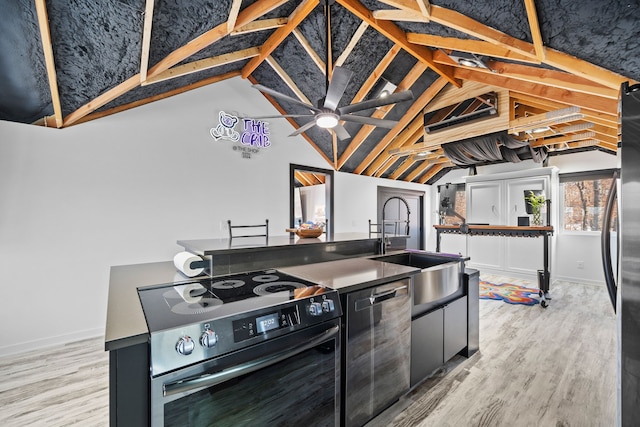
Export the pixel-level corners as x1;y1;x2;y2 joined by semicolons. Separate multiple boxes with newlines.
1;0;638;184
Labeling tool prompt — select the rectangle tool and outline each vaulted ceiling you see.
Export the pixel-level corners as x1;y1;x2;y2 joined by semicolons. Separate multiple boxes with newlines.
2;0;638;184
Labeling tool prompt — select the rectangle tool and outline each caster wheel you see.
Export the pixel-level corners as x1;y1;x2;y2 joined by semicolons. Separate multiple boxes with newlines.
541;300;548;308
539;291;543;297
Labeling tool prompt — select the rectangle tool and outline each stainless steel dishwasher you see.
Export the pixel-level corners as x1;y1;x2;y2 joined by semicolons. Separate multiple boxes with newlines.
343;278;411;427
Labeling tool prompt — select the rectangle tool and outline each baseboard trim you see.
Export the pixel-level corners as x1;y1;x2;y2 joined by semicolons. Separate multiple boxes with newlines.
0;327;104;358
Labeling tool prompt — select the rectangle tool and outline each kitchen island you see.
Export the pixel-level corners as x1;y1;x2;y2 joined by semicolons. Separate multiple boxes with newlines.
105;234;476;427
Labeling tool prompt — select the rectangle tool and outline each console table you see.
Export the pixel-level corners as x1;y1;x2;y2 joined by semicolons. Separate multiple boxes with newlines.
434;224;554;307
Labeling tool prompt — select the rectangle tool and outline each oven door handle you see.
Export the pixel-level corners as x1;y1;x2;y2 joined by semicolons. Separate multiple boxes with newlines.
163;324;339;397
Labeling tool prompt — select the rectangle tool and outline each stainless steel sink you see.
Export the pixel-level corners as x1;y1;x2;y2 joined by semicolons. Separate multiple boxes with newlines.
373;252;462;315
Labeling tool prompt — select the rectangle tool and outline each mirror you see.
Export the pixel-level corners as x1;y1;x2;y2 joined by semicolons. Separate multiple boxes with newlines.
289;164;334;238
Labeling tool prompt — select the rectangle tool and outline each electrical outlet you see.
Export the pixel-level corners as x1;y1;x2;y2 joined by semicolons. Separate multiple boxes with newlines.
577;261;584;269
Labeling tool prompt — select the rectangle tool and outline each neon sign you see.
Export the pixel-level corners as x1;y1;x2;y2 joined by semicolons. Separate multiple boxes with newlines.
210;111;270;159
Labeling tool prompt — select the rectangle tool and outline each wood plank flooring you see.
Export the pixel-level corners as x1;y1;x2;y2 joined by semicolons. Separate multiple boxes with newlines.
0;276;616;427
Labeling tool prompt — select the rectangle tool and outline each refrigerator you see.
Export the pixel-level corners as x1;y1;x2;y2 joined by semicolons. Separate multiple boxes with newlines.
602;81;640;426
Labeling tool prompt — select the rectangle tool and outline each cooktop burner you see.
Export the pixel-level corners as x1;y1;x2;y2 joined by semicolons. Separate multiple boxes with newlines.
138;269;322;332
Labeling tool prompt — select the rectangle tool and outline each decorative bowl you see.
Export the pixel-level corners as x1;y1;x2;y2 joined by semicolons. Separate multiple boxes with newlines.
286;227;324;238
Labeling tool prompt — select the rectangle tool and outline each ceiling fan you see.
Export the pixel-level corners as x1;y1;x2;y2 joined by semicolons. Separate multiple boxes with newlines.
250;0;414;141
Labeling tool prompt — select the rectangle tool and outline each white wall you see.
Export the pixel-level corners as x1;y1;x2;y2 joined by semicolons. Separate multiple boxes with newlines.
432;151;618;284
0;76;429;356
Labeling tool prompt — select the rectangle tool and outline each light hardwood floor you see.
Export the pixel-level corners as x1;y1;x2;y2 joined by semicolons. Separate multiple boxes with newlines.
371;276;617;427
0;276;616;427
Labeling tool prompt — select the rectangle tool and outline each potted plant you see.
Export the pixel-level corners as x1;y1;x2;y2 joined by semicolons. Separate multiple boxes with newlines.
525;190;546;226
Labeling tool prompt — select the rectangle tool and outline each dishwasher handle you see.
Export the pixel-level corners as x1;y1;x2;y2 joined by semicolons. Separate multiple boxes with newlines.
163;324;339;398
355;285;408;311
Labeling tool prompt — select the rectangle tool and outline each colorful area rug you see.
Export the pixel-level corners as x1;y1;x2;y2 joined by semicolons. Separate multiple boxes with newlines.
480;281;540;305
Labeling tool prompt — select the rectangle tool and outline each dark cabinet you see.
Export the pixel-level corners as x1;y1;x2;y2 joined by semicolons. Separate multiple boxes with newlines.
444;296;468;361
410;308;444;387
410;295;468;388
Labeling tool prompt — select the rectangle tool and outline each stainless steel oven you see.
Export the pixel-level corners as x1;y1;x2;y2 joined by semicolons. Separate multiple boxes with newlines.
151;320;340;426
138;269;342;427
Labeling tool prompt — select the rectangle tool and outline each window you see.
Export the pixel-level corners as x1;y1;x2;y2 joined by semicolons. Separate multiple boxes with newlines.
437;183;466;225
560;170;617;232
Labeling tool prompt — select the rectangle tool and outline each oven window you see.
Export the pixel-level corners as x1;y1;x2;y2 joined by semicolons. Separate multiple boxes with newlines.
164;340;338;427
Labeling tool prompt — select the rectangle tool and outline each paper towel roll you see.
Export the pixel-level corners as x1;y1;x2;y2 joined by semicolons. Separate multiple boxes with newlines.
173;251;205;277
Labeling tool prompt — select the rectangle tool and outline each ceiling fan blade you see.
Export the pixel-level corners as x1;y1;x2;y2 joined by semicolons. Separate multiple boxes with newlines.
332;123;351;141
289;120;317;137
323;66;354;111
338;90;414;115
252;84;322;113
340;114;399;129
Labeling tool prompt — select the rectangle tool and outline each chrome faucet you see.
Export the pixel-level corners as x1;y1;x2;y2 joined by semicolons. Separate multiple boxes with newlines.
380;196;411;254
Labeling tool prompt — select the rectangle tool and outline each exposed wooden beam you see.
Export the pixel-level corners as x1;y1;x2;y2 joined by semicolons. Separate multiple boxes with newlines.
145;47;260;85
367;116;424;176
148;0;287;79
430;51;618;100
227;0;243;33
242;0;319;79
417;163;453;184
35;0;63;128
372;9;429;23
265;55;313;105
509;106;582;133
524;0;545;61
510;92;620;130
542;48;630;90
353;77;449;175
408;33;534;63
381;1;538;60
337;0;460;87
231;17;288;35
385;0;631;89
351;45;401;104
337;62;428;170
68;0;286;127
530;131;596;148
292;28;325;73
139;0;155;83
454;67;618;116
335;21;369;67
416;0;431;17
72;71;241;126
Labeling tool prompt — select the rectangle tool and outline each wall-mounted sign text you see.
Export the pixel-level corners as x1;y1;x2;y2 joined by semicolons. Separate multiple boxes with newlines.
210;111;270;159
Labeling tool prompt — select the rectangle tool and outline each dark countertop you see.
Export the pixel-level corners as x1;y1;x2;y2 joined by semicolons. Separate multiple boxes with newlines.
178;232;376;256
280;257;418;293
105;261;195;351
104;255;419;351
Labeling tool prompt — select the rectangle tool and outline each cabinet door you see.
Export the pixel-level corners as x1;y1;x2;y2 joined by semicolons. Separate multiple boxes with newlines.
467;182;503;270
467;182;502;224
444;296;468;361
410;309;444;388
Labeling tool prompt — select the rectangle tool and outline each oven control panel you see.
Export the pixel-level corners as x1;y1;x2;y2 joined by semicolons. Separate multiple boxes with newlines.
150;289;342;376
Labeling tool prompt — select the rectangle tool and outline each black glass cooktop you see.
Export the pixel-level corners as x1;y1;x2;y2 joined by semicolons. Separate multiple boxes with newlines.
138;269;324;332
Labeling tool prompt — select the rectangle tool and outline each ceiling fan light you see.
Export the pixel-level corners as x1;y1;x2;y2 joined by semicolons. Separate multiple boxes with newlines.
316;113;339;128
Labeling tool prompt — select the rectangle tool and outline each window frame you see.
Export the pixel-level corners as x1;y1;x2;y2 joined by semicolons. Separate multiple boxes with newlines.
558;168;618;235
